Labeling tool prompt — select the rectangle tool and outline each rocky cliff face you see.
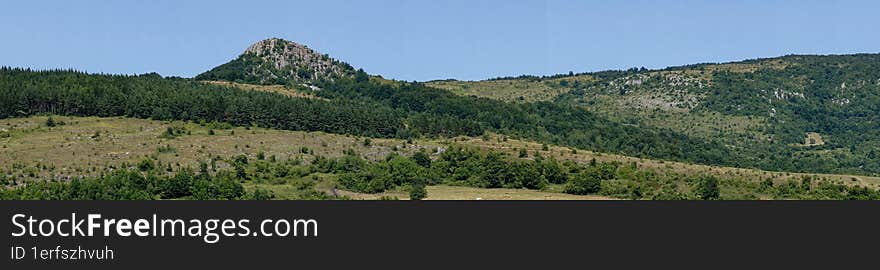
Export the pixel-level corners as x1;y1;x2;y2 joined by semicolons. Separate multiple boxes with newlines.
196;38;355;85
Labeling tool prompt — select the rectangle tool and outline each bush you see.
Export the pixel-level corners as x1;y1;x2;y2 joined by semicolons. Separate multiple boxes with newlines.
564;170;602;195
540;158;567;184
234;154;248;165
694;176;720;200
161;127;175;139
158;169;195;199
137;159;156;172
507;162;546;189
409;182;427;200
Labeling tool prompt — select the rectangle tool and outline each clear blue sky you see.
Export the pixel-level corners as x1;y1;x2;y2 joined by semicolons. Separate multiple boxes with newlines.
1;0;877;81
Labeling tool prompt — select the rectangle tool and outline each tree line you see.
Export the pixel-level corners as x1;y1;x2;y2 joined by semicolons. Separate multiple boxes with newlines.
0;68;402;138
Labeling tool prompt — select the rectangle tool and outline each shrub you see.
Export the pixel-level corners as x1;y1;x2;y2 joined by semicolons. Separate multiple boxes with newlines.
46;116;56;127
540;158;567;184
694;176;720;200
162;127;175;138
409;182;427;200
233;155;248;165
564;170;602;195
158;169;195;199
137;159;156;172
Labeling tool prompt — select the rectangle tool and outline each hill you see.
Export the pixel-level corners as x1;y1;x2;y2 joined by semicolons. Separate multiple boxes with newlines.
429;55;880;176
195;38;357;85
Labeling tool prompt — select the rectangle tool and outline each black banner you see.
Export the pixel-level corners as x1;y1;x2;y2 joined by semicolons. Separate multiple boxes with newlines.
2;201;878;269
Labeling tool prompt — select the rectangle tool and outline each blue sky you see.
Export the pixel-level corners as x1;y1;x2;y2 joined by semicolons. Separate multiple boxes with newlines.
1;0;877;81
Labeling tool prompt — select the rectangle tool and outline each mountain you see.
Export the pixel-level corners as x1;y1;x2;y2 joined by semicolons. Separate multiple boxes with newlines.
195;38;356;85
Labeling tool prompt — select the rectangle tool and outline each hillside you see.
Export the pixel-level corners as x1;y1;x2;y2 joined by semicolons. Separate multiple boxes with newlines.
429;55;880;176
3;116;877;200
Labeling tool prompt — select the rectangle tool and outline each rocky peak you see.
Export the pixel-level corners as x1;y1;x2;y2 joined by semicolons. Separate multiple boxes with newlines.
196;38;355;85
245;38;350;78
